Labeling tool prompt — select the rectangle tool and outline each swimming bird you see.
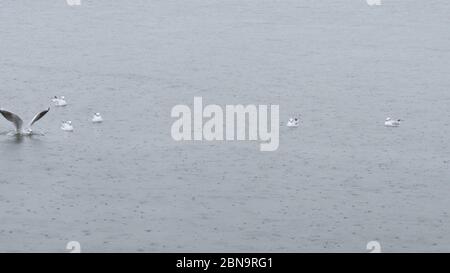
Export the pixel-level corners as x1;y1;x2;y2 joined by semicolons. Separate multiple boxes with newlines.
287;117;300;127
384;117;401;127
66;0;82;6
53;96;67;107
92;113;103;123
0;108;50;135
61;121;74;131
366;0;382;6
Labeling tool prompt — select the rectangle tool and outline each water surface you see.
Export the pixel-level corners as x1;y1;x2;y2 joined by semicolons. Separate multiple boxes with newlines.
0;0;450;252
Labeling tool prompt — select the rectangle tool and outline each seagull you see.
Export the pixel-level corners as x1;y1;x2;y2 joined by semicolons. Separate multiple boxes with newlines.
92;113;103;123
287;117;300;127
366;0;382;6
52;96;67;107
385;117;401;127
0;108;50;135
66;0;81;6
61;121;74;131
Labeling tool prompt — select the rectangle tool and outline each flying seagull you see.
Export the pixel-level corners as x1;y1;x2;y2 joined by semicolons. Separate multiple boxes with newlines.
0;108;50;135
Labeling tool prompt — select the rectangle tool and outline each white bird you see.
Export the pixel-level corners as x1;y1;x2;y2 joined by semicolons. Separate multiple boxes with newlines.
384;117;401;127
287;117;300;127
0;108;50;135
66;0;81;6
366;0;382;6
52;96;67;107
92;113;103;123
61;121;74;131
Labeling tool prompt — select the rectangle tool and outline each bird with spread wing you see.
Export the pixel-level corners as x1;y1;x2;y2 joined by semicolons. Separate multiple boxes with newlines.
0;108;50;135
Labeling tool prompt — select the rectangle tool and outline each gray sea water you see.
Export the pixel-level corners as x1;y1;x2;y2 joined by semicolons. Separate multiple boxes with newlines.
1;0;450;252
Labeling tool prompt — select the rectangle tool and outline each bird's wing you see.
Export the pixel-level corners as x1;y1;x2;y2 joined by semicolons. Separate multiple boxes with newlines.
0;109;23;131
29;107;50;127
